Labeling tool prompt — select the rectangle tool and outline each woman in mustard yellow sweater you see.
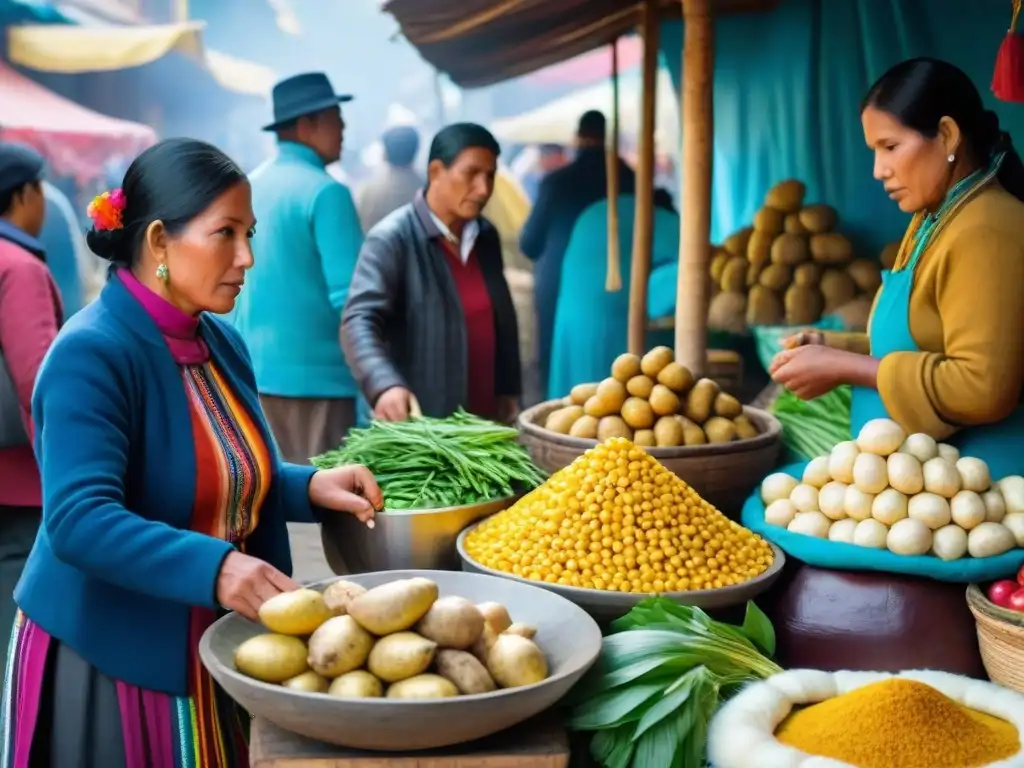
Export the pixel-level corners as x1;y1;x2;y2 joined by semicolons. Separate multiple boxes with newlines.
771;58;1024;479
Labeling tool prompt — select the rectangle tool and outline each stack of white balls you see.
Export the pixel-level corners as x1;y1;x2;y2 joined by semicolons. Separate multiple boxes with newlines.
761;418;1024;560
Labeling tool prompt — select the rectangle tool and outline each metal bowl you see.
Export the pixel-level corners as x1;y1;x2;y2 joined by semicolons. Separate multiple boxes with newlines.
457;525;786;623
199;569;602;751
320;496;517;574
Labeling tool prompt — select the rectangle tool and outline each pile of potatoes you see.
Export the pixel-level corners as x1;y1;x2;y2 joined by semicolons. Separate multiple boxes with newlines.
542;346;758;447
233;577;549;700
708;179;882;332
760;418;1024;561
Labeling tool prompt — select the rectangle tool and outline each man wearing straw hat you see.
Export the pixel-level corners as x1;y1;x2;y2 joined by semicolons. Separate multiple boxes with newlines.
233;72;363;468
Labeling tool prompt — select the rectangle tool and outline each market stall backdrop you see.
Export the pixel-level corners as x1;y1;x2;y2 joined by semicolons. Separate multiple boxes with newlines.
659;0;1024;254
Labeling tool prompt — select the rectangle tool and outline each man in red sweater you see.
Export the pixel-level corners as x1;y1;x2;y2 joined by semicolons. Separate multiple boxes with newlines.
0;143;61;664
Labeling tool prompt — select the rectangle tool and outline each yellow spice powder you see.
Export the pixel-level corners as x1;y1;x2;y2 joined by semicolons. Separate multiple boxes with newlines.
775;678;1019;768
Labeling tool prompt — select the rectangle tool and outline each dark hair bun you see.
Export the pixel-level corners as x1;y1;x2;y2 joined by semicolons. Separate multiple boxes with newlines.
85;227;126;263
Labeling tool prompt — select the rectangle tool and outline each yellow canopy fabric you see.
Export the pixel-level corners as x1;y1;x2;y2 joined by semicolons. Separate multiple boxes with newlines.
484;168;533;272
7;22;275;96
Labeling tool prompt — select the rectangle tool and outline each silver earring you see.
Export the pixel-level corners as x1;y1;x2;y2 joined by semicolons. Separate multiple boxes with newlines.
155;263;169;282
947;154;955;163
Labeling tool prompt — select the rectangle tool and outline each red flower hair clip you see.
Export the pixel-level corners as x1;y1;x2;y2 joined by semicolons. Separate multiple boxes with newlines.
87;188;127;231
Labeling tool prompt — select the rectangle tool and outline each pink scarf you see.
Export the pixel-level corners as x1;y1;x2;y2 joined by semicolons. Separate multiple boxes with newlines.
117;269;210;364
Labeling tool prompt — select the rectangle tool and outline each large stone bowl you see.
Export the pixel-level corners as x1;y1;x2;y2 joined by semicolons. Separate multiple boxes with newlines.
458;525;786;623
517;401;781;517
199;569;602;751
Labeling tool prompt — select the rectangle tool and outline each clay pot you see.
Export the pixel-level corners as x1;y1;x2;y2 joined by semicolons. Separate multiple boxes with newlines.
763;563;984;678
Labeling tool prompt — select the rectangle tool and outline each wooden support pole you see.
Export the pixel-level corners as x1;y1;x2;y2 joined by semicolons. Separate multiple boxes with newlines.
674;0;714;376
626;0;659;354
605;38;623;292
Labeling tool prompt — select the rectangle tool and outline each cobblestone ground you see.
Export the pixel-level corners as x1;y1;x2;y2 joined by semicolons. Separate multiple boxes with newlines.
287;523;334;584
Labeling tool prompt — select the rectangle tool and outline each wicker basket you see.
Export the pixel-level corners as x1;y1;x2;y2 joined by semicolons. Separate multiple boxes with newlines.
518;400;781;517
967;583;1024;693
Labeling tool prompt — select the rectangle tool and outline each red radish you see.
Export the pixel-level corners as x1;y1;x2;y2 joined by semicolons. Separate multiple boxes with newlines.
1017;564;1024;587
988;580;1019;608
1010;589;1024;613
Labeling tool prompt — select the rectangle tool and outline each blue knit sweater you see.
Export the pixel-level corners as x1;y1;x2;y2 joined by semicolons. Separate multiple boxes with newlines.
15;275;316;695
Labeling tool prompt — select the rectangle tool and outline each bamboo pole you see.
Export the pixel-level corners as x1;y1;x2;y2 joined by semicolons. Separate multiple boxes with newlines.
626;0;660;354
605;38;623;292
675;0;714;376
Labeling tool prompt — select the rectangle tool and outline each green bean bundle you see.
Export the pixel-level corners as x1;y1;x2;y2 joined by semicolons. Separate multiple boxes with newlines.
312;410;546;510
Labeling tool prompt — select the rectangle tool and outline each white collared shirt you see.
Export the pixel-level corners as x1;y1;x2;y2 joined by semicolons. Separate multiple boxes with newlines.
428;211;479;264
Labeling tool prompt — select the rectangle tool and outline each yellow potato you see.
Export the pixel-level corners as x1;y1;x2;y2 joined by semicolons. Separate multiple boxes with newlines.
569;415;599;439
434;649;497;694
470;622;499;664
505;623;537;640
486;634;549;689
415;595;485;650
321;580;367;616
713;392;743;419
386;674;459;700
753;206;785;234
704;416;738;444
597;416;632;441
676;416;708;446
640;346;675;378
583;378;628;418
476;602;512;633
283;670;329;693
734;415;759;439
307;615;374;677
328;670;383;698
653;416;684;447
648;385;681;417
633;429;656;447
723;226;753;257
367;631;437;683
764;179;806;213
682;379;720;424
234;634;309;683
625;374;655;398
346;577;439;635
258;588;333;636
611;353;642;382
544;405;584;434
569;383;598;405
656;362;694;393
621;397;655;430
746;230;773;267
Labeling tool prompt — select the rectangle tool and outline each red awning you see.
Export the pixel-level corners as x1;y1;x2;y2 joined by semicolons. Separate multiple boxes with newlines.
0;62;156;182
526;37;643;87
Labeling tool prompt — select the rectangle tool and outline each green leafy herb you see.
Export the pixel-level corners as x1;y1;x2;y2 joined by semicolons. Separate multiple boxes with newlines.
311;410;545;510
570;597;782;768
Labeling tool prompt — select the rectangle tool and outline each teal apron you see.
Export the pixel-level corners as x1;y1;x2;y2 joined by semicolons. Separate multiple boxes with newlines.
850;158;1024;479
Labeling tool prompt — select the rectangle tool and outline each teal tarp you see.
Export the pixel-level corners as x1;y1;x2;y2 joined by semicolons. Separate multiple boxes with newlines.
659;0;1024;257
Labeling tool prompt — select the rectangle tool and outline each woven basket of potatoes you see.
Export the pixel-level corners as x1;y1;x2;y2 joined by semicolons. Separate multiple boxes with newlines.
708;180;882;334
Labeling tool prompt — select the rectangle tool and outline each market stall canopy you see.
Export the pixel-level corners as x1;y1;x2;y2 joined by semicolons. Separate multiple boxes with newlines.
490;67;678;147
6;20;276;96
0;61;156;182
381;0;781;87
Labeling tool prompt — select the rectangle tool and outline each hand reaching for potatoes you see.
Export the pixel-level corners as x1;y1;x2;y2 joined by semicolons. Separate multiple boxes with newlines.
216;551;300;621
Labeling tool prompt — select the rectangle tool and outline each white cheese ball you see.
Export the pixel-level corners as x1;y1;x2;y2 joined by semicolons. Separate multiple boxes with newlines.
802;456;832;489
887;452;924;496
818;481;849;521
949;490;986;531
937;443;960;464
967;522;1016;558
844;486;876;522
790;484;820;514
787;511;832;539
899;433;938;463
853;518;889;549
922;458;961;499
956;457;991;493
908;492;952;530
887;518;933;556
853;453;888;495
761;473;799;505
856;418;906;456
828;442;860;484
998;476;1024;515
827;518;858;544
1002;513;1024;547
931;524;969;561
872;488;909;526
765;499;798;528
982;489;1007;523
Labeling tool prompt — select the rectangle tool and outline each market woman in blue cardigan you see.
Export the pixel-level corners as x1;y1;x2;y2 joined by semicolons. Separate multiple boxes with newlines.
1;138;382;768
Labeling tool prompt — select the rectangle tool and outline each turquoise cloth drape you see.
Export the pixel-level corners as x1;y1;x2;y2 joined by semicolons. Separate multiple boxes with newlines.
658;0;1024;257
548;195;680;399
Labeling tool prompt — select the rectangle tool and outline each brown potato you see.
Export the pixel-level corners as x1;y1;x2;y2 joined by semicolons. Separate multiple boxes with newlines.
704;416;738;444
798;204;838;233
544;405;584;434
746;261;764;289
784;285;825;326
820;268;857;313
846;258;882;294
682;378;719;424
758;263;792;292
784;213;808;235
648;385;680;417
322;580;367;616
720;256;748;292
713;392;743;419
434;649;497;695
770;233;810;266
676;415;708;446
583;378;627;417
657;362;694;393
569;383;598;406
640;346;674;378
880;242;900;270
611;353;642;383
746;230;773;267
708;291;748;334
745;285;784;327
597;416;632;441
723;227;753;257
792;262;823;288
569;415;599;439
810;232;853;264
625;375;655;399
753;206;785;235
653;416;684;447
709;249;731;283
621;398;655;430
734;414;759;439
633;429;656;447
765;179;806;213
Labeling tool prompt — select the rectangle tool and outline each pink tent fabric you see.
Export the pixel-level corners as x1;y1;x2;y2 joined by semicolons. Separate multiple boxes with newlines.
0;63;156;183
525;37;642;87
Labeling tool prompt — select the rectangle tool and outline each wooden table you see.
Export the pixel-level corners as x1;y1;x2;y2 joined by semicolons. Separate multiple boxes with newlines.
250;714;571;768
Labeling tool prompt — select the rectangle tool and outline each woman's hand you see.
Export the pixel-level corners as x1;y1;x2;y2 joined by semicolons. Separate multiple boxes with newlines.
781;330;825;350
770;345;851;400
216;551;299;621
375;386;412;421
309;464;384;525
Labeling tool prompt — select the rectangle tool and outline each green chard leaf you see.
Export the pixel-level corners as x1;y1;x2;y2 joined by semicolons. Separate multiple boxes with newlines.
570;681;666;730
590;726;636;768
740;600;777;657
631;713;681;768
